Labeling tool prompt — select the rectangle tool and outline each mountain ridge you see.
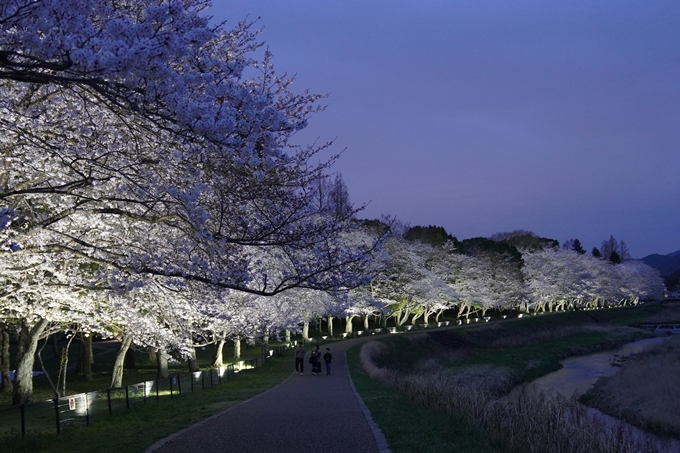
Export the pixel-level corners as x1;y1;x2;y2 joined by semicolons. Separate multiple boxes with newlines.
641;250;680;276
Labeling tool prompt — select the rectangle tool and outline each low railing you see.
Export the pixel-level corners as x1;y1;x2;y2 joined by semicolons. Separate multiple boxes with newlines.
0;345;289;438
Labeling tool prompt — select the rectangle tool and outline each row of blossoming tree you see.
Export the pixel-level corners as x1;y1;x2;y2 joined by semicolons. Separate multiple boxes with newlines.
0;0;382;405
331;227;664;335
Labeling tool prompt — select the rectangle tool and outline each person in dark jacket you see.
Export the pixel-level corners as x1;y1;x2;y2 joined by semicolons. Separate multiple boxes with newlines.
323;348;332;375
295;342;305;375
310;345;321;375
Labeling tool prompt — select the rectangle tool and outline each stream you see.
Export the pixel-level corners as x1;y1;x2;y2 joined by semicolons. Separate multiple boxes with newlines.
512;336;680;452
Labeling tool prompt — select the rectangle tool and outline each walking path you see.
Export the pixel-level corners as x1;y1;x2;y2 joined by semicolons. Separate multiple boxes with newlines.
146;336;390;453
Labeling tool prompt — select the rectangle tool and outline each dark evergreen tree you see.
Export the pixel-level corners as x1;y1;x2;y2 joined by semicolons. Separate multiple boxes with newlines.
592;247;602;258
404;225;458;247
572;238;586;254
458;237;523;264
491;230;559;251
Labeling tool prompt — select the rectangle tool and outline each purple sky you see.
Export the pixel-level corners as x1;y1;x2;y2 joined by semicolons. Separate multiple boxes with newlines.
212;1;680;258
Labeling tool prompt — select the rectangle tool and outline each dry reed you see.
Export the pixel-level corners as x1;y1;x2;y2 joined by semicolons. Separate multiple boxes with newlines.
360;340;660;453
587;335;680;437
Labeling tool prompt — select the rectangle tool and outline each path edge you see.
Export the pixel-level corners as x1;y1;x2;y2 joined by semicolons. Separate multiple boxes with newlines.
345;345;392;453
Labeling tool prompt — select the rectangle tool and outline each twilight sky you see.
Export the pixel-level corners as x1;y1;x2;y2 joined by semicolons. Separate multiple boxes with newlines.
212;1;680;258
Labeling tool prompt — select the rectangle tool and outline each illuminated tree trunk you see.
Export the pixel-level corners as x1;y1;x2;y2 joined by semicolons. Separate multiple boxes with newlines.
302;321;310;340
187;348;200;372
233;337;241;360
213;339;226;367
12;318;49;405
435;309;444;322
148;348;158;365
110;336;132;388
423;310;431;324
157;349;169;379
326;316;334;337
395;309;410;326
345;315;356;333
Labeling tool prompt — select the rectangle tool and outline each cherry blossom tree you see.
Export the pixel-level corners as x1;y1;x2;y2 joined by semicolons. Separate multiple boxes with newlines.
522;249;663;313
0;1;382;404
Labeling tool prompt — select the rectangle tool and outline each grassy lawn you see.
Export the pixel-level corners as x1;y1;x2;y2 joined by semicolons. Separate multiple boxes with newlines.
0;355;294;453
1;339;287;407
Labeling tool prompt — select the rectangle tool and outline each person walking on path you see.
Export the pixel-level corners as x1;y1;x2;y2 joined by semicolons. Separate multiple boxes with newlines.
310;344;320;375
295;342;306;375
324;348;332;375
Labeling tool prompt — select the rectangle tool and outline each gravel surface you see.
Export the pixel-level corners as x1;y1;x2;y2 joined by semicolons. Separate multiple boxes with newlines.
146;337;390;453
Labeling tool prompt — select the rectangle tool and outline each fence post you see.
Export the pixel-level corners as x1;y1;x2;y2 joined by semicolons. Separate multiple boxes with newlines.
169;376;173;398
54;398;61;435
155;380;159;402
107;388;112;415
125;385;130;409
177;375;182;395
20;404;25;438
85;393;90;427
201;370;205;391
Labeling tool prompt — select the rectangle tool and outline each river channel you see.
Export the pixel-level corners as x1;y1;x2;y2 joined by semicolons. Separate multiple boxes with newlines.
513;336;680;452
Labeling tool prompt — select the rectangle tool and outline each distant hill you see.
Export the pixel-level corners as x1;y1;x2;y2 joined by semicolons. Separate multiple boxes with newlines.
641;250;680;276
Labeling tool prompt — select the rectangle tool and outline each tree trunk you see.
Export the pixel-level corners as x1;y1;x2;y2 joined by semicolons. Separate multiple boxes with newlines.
81;334;93;381
410;312;422;325
363;315;369;330
381;314;387;328
302;321;309;340
0;326;12;393
187;348;200;372
327;316;334;337
12;318;49;405
148;348;158;365
124;346;136;369
213;339;226;367
58;334;76;397
395;308;411;326
345;316;354;333
110;336;132;388
156;349;169;379
51;333;61;359
455;303;468;319
233;337;241;360
284;329;291;344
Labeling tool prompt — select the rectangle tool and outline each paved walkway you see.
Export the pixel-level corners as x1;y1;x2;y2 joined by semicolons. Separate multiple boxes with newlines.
146;336;390;453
